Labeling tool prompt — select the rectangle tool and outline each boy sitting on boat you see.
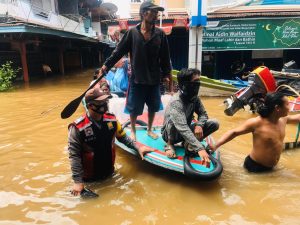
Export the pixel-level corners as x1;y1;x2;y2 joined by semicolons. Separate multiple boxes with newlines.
161;68;219;165
211;92;300;173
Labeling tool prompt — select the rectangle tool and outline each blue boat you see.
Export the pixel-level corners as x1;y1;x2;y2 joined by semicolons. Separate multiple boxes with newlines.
221;77;249;88
115;120;223;180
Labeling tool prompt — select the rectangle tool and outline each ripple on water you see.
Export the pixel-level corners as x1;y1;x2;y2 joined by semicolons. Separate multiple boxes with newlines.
110;199;124;206
24;185;45;194
143;214;158;225
195;215;213;224
25;211;78;225
224;214;272;225
0;143;12;149
0;221;35;225
31;174;69;183
120;220;132;225
122;205;134;212
221;188;245;206
192;214;273;225
0;191;81;209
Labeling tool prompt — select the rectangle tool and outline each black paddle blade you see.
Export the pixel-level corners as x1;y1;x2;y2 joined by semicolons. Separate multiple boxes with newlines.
80;188;99;198
60;72;106;119
61;94;84;119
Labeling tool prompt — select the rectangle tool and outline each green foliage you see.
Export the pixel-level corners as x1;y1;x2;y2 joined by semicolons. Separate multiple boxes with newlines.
0;61;19;91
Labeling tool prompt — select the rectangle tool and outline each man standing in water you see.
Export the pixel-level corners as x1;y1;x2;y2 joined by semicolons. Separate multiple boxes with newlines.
161;68;219;164
100;0;172;141
211;92;300;172
68;88;152;196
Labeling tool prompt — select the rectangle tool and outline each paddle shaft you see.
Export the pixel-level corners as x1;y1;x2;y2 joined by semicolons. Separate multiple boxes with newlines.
61;72;106;119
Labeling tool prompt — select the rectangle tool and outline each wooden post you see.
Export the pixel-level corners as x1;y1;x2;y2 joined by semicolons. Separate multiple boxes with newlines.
80;50;84;69
20;41;29;82
59;46;65;75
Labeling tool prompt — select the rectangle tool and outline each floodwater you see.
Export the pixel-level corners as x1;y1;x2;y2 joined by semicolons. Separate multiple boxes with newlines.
0;69;300;225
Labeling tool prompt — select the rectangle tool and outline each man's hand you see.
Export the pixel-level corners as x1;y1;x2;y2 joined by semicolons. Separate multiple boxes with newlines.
163;76;174;95
208;142;217;152
194;125;203;140
71;183;84;196
100;65;107;76
138;146;154;160
198;149;211;168
162;77;170;83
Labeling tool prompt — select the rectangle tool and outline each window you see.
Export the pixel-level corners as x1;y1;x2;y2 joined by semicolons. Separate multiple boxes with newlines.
252;50;283;59
31;0;52;19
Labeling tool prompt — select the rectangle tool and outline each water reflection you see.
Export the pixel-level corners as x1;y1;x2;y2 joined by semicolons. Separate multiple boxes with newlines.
0;69;299;224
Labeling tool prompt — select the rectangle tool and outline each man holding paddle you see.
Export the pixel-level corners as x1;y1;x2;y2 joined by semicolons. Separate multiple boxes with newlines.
68;88;152;197
99;0;172;141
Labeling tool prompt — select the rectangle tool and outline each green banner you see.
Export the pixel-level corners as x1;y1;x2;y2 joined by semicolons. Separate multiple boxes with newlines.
203;17;300;50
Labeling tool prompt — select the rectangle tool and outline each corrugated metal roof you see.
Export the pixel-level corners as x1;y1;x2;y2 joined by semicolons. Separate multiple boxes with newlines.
0;24;98;43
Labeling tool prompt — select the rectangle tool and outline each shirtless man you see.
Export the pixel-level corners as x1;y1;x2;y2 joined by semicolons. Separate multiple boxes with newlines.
211;92;300;172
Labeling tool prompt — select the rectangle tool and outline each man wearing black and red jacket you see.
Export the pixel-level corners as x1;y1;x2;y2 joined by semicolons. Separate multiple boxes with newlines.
68;88;152;196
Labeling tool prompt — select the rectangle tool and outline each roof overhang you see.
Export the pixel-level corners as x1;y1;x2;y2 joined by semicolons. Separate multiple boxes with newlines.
0;24;98;43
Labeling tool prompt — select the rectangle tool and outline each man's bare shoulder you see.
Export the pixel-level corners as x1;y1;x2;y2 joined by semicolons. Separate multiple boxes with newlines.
246;116;261;126
226;116;259;135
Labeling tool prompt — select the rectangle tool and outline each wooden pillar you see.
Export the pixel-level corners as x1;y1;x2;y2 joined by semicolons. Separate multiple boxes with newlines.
20;42;29;82
59;46;65;75
80;50;84;69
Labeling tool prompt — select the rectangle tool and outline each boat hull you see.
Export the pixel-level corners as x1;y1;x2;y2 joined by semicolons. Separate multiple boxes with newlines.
115;125;223;180
199;86;237;97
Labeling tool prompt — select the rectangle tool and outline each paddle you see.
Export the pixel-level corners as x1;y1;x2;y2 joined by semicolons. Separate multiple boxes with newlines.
61;71;106;119
80;188;99;198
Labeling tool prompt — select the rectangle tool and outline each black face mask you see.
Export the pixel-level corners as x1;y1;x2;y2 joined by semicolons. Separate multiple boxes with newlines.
179;81;200;102
91;102;108;114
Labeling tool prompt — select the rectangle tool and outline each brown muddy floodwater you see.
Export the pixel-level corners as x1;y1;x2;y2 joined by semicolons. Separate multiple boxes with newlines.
0;69;300;225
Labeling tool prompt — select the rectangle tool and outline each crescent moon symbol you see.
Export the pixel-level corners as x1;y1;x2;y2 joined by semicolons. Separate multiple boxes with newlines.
266;24;271;31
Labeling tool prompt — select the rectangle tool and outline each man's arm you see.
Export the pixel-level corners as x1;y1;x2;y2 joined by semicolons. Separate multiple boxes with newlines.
102;30;132;72
68;125;84;195
214;118;256;150
194;99;208;127
159;32;172;79
286;113;300;124
115;121;153;159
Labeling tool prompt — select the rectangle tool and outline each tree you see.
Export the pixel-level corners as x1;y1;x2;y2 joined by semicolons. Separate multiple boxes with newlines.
0;61;19;91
